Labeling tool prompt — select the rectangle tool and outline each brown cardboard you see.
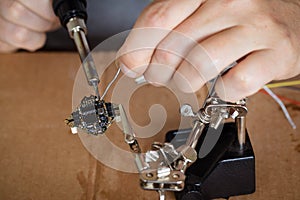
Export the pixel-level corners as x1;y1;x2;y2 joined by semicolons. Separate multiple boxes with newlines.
0;52;299;200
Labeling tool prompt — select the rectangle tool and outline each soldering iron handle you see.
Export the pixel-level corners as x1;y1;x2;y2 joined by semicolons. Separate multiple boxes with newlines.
52;0;87;27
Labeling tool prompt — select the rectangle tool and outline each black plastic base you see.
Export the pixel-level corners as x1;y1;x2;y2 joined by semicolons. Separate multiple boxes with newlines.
165;123;255;200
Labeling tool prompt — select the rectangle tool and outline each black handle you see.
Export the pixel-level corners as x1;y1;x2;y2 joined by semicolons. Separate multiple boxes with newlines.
52;0;87;27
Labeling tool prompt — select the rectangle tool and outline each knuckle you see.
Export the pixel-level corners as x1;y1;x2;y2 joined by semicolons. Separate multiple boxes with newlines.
261;15;281;31
254;12;288;36
12;28;45;51
251;12;293;47
152;49;177;64
13;27;30;45
6;1;25;21
141;2;169;27
230;71;257;94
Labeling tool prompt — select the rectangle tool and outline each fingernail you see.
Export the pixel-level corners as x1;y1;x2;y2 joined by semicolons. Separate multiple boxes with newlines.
119;62;138;78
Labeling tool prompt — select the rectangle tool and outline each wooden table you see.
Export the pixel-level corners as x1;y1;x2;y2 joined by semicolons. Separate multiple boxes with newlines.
0;52;299;200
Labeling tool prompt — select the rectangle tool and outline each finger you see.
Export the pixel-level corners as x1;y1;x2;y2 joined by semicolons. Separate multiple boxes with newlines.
0;16;46;51
200;25;269;70
173;25;269;93
144;31;198;85
0;40;17;53
215;50;276;102
19;0;58;22
173;0;249;40
173;44;215;93
143;0;246;85
0;0;58;32
117;0;202;77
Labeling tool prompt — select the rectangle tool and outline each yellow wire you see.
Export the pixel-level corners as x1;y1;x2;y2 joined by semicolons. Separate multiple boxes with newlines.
266;80;300;88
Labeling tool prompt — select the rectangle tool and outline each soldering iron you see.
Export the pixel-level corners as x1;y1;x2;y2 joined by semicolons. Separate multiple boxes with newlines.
52;0;100;97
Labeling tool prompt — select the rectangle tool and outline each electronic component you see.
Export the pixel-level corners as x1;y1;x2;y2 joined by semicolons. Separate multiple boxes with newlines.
65;95;118;135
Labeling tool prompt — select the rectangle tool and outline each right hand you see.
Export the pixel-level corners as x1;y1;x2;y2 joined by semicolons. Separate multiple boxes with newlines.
117;0;300;102
0;0;60;53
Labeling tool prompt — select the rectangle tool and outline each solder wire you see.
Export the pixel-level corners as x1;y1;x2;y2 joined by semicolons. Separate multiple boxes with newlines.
100;68;121;100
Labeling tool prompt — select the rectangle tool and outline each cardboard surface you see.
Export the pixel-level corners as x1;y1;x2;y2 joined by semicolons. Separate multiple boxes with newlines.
0;52;299;200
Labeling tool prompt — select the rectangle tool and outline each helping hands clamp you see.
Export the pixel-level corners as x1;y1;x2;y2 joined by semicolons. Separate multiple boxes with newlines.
64;70;248;200
131;95;248;200
64;68;248;200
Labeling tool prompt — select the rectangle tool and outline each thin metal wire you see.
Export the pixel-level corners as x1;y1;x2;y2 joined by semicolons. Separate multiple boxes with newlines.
100;68;121;100
263;86;296;129
202;62;237;108
202;77;218;107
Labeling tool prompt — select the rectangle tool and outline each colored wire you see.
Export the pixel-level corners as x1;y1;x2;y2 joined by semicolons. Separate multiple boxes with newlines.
260;89;300;106
274;94;300;107
266;80;300;88
263;86;296;129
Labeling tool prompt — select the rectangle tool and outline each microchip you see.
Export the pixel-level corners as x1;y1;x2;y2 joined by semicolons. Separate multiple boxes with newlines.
65;95;117;135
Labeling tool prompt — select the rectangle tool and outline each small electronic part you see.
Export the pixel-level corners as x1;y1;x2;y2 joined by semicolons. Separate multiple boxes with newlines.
65;95;118;135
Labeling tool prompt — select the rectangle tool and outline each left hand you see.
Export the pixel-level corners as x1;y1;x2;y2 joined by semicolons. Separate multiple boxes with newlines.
0;0;59;53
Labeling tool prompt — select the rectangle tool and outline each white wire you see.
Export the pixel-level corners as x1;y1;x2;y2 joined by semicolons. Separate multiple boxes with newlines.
100;68;121;100
263;86;296;129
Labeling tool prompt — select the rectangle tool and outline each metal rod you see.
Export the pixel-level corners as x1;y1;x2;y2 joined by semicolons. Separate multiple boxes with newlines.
66;18;100;97
186;120;206;149
158;190;165;200
73;30;99;86
236;116;246;150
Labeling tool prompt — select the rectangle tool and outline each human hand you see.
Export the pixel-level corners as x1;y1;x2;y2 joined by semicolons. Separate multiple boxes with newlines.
0;0;59;53
117;0;300;102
